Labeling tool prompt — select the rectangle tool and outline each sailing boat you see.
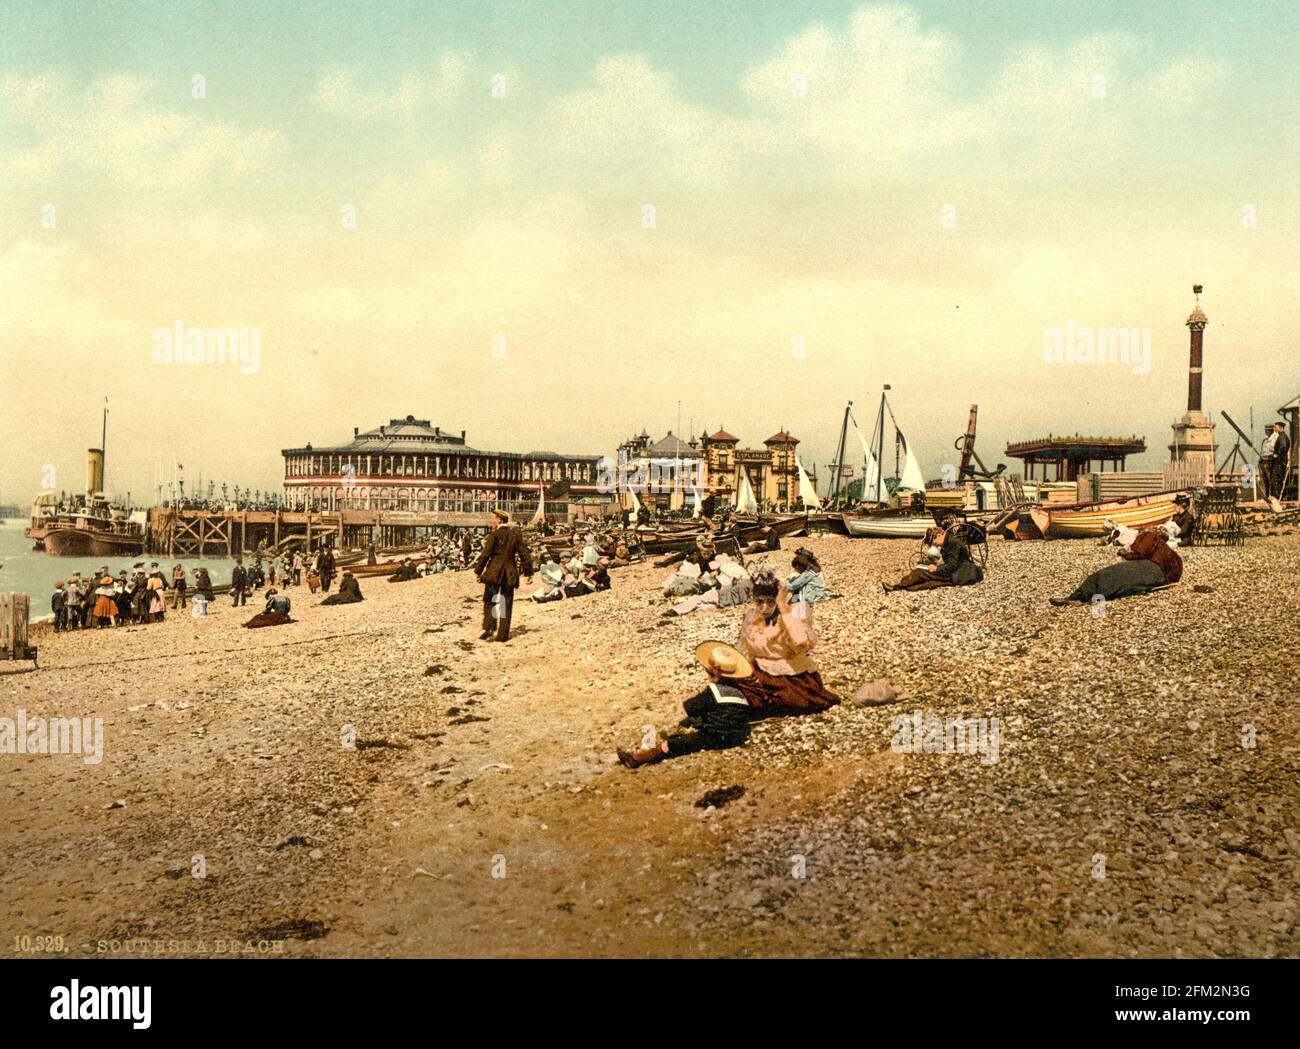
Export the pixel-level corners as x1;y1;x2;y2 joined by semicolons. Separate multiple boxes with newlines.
529;480;546;526
795;455;821;510
734;470;758;514
841;386;936;538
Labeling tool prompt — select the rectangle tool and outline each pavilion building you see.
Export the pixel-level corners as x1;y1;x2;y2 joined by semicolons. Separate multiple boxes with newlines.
1004;435;1147;482
282;415;605;515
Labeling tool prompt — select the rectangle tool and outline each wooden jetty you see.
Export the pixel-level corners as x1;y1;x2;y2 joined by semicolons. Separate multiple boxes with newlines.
147;507;496;558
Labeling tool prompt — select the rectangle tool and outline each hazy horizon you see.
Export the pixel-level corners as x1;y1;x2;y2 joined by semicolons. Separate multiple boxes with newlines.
3;0;1297;505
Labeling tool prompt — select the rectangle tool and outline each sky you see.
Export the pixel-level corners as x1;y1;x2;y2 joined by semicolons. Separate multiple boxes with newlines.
2;0;1297;504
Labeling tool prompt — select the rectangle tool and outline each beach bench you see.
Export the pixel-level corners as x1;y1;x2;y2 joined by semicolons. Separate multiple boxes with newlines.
0;593;38;668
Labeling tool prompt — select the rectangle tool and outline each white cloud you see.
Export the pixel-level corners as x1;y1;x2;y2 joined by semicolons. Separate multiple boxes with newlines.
0;73;279;191
312;52;475;117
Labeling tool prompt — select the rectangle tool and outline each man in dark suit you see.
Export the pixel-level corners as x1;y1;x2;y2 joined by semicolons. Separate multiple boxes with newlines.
1262;421;1291;500
231;560;249;606
472;509;533;642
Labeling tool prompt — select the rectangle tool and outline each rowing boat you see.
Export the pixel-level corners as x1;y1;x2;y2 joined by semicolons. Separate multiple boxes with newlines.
1030;491;1184;539
639;513;809;554
841;512;933;539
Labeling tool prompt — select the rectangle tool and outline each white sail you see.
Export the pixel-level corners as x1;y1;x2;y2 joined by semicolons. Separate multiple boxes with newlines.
529;481;546;525
734;471;758;514
691;486;703;518
855;426;881;500
896;431;927;492
796;456;822;510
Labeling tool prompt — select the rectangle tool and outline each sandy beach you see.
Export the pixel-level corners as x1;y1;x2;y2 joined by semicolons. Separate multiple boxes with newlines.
3;534;1298;958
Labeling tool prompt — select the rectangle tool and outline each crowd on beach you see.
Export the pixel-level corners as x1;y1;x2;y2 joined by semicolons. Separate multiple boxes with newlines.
48;544;355;632
615;493;1200;768
45;489;1205;768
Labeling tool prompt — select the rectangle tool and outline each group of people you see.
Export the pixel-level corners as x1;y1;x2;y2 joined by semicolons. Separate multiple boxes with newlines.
416;530;484;574
1049;502;1191;607
530;545;612;603
618;493;1213;767
245;547;338;596
1260;420;1292;500
50;561;217;630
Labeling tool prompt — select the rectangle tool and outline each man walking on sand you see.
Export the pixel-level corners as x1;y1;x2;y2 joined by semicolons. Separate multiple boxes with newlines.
472;508;533;643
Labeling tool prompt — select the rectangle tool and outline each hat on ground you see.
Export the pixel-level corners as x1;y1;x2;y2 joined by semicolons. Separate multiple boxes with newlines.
694;640;754;679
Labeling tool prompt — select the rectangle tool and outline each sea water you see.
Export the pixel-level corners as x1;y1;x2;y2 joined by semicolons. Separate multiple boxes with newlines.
0;518;241;618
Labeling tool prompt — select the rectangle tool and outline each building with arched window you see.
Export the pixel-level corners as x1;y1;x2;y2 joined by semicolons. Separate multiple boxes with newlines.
282;415;605;515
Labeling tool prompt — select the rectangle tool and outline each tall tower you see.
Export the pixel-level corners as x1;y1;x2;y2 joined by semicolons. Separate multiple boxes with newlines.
1168;284;1216;479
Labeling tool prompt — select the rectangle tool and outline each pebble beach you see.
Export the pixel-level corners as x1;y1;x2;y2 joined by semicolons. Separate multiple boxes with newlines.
3;533;1298;958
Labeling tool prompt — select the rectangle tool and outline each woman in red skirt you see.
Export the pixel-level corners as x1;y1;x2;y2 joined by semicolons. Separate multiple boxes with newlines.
732;569;839;717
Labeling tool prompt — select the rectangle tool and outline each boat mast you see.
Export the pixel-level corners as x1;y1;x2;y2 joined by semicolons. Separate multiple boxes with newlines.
830;400;852;505
100;396;108;499
876;385;889;502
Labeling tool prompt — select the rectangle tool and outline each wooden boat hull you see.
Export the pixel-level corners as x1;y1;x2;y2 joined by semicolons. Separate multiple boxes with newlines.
43;527;145;558
738;514;807;542
842;513;933;539
1036;493;1182;539
649;513;809;552
344;561;407;578
807;513;849;535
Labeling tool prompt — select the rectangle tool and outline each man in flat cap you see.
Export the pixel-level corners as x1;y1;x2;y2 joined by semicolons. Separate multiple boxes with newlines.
472;508;533;642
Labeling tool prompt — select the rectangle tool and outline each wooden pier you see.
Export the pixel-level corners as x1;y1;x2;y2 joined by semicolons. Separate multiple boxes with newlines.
147;507;498;558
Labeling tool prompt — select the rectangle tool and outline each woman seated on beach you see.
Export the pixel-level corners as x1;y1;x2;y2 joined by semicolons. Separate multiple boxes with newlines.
588;560;612;592
1169;494;1196;546
1050;524;1182;606
731;570;840;716
244;588;294;628
387;558;420;583
616;642;753;768
320;571;364;605
531;556;566;603
787;547;838;604
882;513;983;593
665;555;751;617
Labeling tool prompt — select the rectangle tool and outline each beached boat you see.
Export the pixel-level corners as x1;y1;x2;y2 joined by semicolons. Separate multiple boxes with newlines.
637;513;809;555
1030;491;1184;539
742;514;808;543
841;512;933;539
346;560;410;578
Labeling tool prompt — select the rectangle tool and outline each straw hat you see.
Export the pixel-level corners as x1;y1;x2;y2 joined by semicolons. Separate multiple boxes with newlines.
491;508;510;523
694;640;753;679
